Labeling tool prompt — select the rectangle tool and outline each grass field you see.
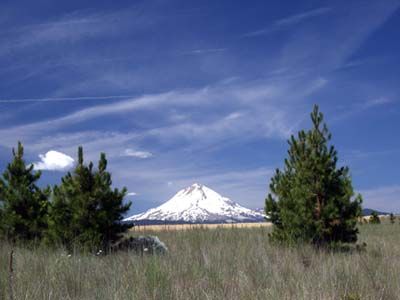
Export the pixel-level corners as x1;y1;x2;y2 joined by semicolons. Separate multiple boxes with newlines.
1;223;399;300
131;222;272;232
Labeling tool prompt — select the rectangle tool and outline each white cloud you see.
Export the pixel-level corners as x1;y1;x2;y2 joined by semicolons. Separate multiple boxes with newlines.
124;149;153;159
127;192;137;196
34;150;74;171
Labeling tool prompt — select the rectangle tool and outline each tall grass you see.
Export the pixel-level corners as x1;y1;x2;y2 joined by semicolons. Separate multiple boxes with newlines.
0;223;399;299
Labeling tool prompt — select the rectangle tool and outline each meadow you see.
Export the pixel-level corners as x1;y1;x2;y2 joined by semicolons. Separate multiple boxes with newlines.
0;222;399;300
132;222;272;232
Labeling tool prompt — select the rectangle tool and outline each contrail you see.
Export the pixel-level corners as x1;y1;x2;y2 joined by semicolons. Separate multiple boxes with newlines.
0;95;136;103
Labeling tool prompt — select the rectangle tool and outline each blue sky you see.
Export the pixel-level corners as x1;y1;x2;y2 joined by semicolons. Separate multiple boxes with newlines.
0;0;400;215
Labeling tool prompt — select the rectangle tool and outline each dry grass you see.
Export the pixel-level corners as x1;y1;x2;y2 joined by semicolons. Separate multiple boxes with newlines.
0;223;399;299
131;222;272;232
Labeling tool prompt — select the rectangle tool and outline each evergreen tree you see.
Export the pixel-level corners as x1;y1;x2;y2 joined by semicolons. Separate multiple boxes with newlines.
265;105;362;246
369;211;381;224
47;147;131;250
0;142;50;241
389;213;395;224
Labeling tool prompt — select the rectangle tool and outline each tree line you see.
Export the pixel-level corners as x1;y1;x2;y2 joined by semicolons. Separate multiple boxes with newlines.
0;143;131;251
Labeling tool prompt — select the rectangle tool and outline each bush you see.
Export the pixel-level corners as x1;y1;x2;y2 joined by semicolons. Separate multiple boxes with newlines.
369;211;381;224
389;213;396;224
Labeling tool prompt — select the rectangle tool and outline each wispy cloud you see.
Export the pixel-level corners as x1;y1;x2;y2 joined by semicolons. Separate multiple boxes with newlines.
332;96;395;123
0;77;324;150
342;148;400;162
0;95;136;103
181;48;227;55
0;7;159;57
0;14;104;55
124;149;153;159
362;97;394;109
243;7;332;37
26;131;140;162
275;7;332;27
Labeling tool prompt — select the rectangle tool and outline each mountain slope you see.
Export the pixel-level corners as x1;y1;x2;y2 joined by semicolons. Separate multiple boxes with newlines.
125;183;265;223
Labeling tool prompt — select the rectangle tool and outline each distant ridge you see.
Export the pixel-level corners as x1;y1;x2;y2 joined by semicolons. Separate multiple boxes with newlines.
124;183;266;224
362;208;390;216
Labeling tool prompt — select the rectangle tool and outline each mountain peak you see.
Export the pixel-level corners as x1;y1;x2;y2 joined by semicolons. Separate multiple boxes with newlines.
125;183;265;223
191;183;203;188
183;183;205;195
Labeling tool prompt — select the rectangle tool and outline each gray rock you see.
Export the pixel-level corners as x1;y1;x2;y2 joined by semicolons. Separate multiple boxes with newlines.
110;235;168;255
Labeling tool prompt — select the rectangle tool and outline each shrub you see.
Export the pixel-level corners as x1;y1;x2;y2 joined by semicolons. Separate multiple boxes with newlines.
369;211;381;224
389;213;396;224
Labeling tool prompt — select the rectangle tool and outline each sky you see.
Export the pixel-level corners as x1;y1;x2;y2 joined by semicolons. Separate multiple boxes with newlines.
0;0;400;215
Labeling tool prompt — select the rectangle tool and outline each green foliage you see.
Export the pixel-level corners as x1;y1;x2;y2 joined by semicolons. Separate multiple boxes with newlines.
0;142;50;241
265;105;362;246
46;147;132;250
369;211;381;224
389;213;396;224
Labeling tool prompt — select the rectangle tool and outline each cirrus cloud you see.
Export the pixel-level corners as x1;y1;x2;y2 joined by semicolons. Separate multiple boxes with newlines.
124;149;153;159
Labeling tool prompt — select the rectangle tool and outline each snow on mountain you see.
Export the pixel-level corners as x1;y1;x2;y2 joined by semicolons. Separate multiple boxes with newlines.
124;183;266;223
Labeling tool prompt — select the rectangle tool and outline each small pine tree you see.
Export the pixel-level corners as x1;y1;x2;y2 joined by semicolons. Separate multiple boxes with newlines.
389;213;396;224
0;142;50;241
265;105;362;246
47;147;131;250
369;211;381;224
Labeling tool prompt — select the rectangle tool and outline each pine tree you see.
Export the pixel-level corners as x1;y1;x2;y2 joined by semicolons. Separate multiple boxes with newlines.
92;153;132;247
389;213;395;224
265;105;362;246
47;147;131;250
369;211;381;224
0;142;50;241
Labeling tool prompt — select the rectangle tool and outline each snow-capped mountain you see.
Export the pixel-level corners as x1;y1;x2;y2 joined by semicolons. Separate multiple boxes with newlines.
124;183;266;223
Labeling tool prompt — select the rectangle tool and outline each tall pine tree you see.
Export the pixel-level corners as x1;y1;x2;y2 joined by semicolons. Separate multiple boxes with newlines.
0;142;50;241
265;105;362;246
47;147;131;250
